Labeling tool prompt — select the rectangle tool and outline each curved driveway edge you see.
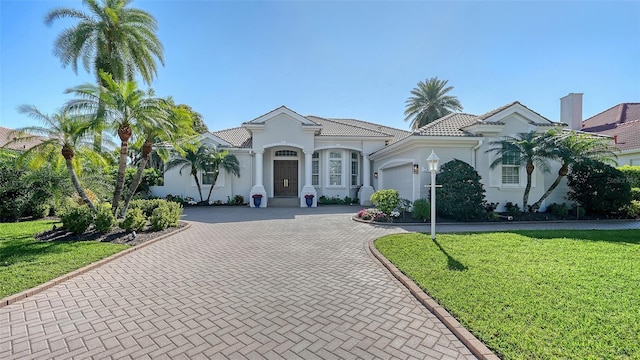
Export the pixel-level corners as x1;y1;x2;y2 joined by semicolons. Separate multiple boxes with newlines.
0;223;191;308
368;240;498;360
0;206;477;359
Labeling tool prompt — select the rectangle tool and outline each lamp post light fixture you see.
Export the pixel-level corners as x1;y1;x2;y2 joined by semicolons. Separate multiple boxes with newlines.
413;163;419;174
426;150;440;240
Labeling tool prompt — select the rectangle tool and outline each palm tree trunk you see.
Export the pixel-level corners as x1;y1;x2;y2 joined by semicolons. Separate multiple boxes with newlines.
531;175;565;211
192;172;204;202
66;158;96;212
205;172;220;203
523;164;534;212
111;140;129;215
121;156;148;216
121;140;154;216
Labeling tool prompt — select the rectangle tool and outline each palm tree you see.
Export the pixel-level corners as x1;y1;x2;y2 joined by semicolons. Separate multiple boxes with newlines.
45;0;163;85
530;131;618;211
404;77;463;130
45;0;164;151
120;99;199;215
204;150;240;203
487;131;553;212
165;144;216;203
66;71;165;214
10;105;98;211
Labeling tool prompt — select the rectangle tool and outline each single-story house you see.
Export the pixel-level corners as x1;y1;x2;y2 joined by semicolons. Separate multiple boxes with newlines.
153;99;578;211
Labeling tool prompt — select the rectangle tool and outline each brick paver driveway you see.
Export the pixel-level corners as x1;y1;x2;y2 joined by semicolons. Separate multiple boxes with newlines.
1;206;476;359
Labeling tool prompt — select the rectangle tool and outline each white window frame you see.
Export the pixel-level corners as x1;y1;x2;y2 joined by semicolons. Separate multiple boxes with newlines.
312;152;320;187
351;152;359;187
501;145;521;185
328;150;344;187
201;166;225;187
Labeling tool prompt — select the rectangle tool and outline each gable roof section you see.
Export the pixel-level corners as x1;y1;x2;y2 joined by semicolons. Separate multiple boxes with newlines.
582;103;640;150
244;106;319;126
211;127;252;148
0;126;46;151
306;116;395;138
476;101;555;125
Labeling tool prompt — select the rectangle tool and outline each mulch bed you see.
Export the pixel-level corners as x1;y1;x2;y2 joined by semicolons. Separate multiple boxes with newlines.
36;222;187;246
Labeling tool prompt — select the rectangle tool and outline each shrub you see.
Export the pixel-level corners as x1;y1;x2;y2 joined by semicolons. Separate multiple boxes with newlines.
343;196;352;205
621;200;640;218
129;198;165;217
94;203;116;233
568;160;632;215
411;198;430;222
149;201;182;231
318;195;346;205
119;208;146;232
370;189;400;215
618;165;640;188
234;194;244;205
505;202;521;217
631;188;640;201
546;203;569;218
571;204;586;218
26;203;50;220
61;205;94;234
436;159;487;221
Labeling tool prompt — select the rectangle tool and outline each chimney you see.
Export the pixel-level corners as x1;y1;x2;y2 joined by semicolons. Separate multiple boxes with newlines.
560;93;583;130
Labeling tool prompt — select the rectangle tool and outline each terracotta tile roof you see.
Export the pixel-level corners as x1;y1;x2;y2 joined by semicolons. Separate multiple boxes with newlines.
211;127;252;148
582;103;640;151
0;126;46;151
413;113;479;137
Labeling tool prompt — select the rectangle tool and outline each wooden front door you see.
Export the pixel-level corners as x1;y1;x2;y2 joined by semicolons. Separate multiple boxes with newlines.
274;160;298;197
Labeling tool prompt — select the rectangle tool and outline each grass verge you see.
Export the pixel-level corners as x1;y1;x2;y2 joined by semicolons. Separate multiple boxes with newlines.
0;220;129;298
375;230;640;359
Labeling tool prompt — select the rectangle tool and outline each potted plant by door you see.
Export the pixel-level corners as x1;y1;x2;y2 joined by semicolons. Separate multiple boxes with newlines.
252;194;263;208
304;194;314;207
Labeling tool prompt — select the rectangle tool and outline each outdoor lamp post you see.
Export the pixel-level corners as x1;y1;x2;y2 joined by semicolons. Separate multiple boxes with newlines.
427;150;440;240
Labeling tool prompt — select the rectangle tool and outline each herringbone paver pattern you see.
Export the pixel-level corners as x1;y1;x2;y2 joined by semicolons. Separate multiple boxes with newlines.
0;206;476;359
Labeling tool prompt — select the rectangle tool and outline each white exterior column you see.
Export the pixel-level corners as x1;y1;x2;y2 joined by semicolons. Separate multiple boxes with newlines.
301;151;317;207
250;150;267;207
304;152;312;187
255;151;263;186
362;154;371;187
359;153;375;206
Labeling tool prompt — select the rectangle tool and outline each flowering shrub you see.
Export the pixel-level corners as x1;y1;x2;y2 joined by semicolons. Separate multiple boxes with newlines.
356;208;390;222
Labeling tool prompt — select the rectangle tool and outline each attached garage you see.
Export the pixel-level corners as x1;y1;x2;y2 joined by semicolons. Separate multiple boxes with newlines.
380;164;414;201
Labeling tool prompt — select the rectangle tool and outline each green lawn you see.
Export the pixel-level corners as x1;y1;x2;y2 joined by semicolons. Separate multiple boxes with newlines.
375;230;640;360
0;220;129;299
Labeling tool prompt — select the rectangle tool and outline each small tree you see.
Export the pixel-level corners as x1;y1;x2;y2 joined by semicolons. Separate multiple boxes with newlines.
436;159;486;221
567;160;631;215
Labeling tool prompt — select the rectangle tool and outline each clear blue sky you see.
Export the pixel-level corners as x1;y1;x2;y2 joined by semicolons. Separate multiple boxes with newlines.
1;0;639;133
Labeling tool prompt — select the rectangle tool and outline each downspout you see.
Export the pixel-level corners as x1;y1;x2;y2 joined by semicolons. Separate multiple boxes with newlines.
471;140;483;169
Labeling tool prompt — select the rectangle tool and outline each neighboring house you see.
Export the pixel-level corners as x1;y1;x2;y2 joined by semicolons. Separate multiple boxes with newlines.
0;126;45;151
154;101;573;211
580;102;640;166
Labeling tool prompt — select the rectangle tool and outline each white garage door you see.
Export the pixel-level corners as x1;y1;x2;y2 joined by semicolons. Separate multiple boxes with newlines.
382;164;413;201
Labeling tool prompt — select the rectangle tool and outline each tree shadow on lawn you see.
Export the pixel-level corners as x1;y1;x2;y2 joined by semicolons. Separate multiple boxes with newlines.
510;229;640;245
0;239;75;267
432;238;468;271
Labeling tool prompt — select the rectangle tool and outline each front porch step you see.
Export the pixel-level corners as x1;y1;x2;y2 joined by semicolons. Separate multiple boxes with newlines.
268;197;300;207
